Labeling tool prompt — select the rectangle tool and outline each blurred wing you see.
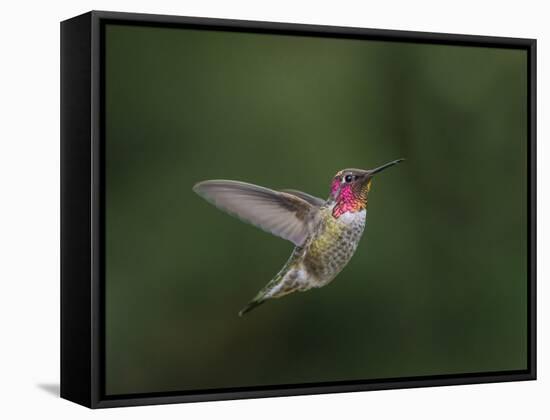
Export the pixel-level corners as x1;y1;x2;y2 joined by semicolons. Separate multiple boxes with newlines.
193;180;318;246
281;189;325;207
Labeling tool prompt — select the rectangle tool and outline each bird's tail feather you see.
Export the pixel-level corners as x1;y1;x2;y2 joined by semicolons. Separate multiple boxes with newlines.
238;298;267;317
238;264;290;317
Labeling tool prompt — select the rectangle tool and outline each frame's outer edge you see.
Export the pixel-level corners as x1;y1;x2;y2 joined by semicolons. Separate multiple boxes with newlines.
60;10;536;409
90;10;104;409
90;9;534;47
60;11;94;408
528;39;537;380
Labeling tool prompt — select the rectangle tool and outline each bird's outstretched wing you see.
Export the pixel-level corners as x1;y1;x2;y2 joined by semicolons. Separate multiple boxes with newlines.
193;180;319;246
281;189;325;207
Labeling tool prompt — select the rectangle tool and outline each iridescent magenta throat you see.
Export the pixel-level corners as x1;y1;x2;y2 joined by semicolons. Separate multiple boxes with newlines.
332;184;364;218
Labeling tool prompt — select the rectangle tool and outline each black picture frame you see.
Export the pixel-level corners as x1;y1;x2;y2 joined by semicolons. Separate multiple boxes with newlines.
60;10;537;409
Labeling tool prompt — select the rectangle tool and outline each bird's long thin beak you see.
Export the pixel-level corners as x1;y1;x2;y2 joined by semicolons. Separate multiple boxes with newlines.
367;158;405;176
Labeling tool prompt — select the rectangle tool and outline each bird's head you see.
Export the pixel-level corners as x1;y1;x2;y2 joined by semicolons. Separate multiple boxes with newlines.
329;158;404;218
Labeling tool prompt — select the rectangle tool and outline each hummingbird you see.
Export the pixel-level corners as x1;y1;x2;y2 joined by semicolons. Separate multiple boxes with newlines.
193;158;404;316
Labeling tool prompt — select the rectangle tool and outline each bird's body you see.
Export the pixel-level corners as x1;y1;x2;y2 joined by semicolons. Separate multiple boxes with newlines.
258;206;366;293
192;158;403;316
304;205;367;286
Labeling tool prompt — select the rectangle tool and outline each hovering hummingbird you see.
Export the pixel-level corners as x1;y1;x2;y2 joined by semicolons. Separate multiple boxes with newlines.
193;158;404;316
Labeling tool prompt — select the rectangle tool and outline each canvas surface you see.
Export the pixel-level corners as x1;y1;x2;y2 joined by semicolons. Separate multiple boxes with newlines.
104;23;528;395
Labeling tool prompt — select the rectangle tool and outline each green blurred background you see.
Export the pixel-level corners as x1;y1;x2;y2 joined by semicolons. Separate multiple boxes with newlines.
104;23;528;395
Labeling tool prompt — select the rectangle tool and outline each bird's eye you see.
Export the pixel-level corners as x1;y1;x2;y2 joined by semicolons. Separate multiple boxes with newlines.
345;174;353;183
